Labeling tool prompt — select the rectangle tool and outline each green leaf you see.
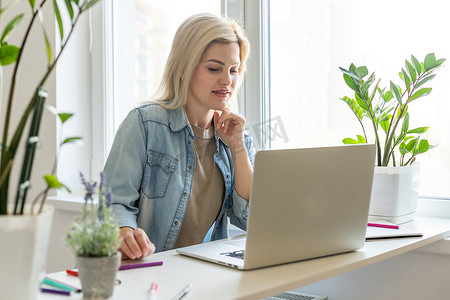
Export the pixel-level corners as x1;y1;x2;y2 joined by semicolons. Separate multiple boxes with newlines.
342;138;358;144
380;118;390;133
405;137;419;152
361;72;375;96
401;68;411;93
64;0;75;20
44;32;52;65
357;135;366;143
410;88;432;101
354;92;369;111
27;0;35;9
390;81;402;105
339;67;359;80
355;66;368;79
406;127;429;134
424;53;436;72
382;90;394;102
53;0;64;41
415;74;436;89
43;174;71;192
411;55;422;75
342;73;359;92
416;139;430;154
61;136;82;145
1;14;24;44
340;97;365;121
435;58;446;68
405;60;417;82
58;113;74;123
401;112;409;133
0;44;20;65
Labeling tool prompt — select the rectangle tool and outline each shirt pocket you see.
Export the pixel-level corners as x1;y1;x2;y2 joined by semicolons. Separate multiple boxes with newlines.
143;150;178;198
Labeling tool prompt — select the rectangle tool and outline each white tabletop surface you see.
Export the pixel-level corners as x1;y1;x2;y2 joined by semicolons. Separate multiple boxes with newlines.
38;217;450;300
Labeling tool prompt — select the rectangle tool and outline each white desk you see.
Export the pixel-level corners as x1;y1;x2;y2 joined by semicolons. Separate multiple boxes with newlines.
39;217;450;300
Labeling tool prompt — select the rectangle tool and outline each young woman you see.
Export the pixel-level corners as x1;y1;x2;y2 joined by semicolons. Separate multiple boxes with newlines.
102;13;255;260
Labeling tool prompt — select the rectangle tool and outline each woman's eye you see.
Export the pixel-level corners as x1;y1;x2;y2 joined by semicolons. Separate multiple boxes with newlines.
208;67;220;72
231;69;239;74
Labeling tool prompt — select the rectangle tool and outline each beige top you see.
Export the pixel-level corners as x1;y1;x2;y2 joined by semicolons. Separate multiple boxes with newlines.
174;123;225;248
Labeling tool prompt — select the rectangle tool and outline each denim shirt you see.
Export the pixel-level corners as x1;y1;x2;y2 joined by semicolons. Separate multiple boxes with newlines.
102;103;256;253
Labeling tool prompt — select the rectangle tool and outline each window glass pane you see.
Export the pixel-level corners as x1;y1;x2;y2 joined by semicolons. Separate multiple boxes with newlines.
269;0;450;197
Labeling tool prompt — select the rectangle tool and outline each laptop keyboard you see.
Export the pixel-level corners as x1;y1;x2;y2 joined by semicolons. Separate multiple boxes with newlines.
220;249;245;259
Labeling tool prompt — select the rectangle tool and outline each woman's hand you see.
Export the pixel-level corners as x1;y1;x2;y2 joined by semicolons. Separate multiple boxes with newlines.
213;108;246;153
119;227;155;260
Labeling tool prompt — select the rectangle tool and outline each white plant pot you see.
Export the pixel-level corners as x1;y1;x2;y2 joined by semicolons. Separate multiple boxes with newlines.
368;164;420;224
0;205;54;300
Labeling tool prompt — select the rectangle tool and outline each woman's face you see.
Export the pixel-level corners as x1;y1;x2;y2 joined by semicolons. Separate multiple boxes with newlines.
188;42;240;113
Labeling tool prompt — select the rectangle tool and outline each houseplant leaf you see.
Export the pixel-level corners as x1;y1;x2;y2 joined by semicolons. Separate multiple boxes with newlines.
401;68;411;93
390;81;402;105
406;127;429;134
342;73;359;92
410;88;432;102
416;139;430;154
415;74;436;89
0;14;24;43
53;0;64;41
0;44;20;65
43;174;71;192
405;59;417;82
58;113;74;123
424;53;436;72
61;136;82;146
411;55;422;75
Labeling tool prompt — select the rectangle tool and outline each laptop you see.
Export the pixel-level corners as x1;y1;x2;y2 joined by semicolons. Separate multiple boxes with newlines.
177;144;376;270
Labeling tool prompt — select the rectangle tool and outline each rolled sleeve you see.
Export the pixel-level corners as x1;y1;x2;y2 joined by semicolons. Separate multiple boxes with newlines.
229;188;250;230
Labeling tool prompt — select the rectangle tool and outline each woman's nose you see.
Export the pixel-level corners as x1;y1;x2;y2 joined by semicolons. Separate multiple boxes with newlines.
219;71;232;86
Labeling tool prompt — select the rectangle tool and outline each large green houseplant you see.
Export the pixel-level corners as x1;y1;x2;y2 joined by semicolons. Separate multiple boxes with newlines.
339;53;445;223
339;53;445;166
0;1;101;299
1;1;100;215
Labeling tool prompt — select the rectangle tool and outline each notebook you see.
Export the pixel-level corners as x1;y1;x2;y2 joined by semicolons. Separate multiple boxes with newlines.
366;220;423;239
176;144;376;270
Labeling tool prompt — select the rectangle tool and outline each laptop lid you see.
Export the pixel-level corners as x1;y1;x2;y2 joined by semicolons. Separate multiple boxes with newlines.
177;144;376;270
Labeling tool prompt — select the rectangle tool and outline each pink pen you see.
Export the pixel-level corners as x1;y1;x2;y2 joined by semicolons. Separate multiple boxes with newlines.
367;222;399;229
149;282;158;300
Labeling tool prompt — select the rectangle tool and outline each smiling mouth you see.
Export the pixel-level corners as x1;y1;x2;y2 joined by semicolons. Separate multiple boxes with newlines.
213;90;230;97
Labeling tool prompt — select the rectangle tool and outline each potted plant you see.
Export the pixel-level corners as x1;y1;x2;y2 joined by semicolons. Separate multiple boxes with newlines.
65;172;121;300
0;1;100;299
339;53;445;223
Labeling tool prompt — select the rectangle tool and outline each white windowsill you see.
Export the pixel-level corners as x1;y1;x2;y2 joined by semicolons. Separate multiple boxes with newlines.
48;196;450;254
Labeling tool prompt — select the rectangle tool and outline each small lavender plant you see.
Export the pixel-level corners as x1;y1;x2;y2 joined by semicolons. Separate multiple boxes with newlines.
65;172;120;257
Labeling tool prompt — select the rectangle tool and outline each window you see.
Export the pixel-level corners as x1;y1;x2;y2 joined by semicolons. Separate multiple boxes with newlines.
239;0;450;198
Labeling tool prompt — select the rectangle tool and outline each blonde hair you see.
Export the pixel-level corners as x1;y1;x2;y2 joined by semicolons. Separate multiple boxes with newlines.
152;13;250;109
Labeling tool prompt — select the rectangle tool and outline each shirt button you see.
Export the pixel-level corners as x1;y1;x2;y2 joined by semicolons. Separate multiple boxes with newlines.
174;221;178;225
183;193;186;196
188;165;192;169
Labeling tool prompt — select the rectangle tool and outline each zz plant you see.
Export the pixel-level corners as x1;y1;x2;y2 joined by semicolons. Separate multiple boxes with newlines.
339;53;445;166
